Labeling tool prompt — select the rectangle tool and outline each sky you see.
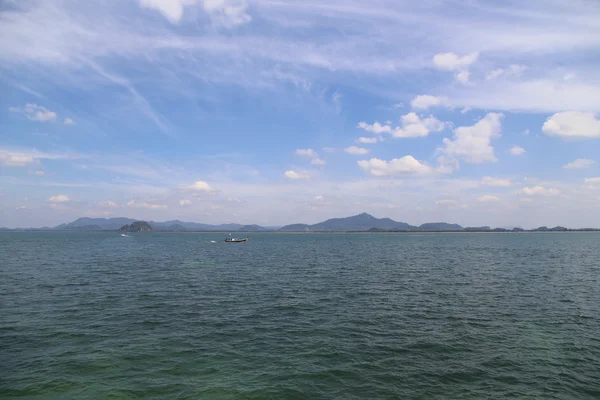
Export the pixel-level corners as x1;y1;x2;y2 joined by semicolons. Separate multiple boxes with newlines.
1;0;600;229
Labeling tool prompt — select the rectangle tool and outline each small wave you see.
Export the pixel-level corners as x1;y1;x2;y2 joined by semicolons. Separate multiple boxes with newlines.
210;240;216;243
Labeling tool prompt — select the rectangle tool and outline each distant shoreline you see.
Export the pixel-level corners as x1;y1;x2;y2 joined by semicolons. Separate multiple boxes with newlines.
2;229;599;233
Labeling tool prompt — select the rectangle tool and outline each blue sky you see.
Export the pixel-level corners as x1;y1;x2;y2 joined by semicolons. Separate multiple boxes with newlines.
2;0;600;228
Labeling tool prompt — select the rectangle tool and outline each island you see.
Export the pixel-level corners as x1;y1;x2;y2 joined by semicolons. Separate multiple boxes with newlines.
118;221;153;233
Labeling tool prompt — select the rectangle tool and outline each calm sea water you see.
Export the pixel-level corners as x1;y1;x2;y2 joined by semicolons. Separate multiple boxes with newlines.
1;232;599;399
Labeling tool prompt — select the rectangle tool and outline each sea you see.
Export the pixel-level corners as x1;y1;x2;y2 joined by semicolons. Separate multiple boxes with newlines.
1;232;599;399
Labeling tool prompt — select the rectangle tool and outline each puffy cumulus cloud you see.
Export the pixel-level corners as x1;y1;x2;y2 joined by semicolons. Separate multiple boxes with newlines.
481;176;513;187
433;52;478;84
509;146;526;156
297;148;325;165
0;152;35;167
98;200;118;208
186;180;215;192
486;64;527;80
520;186;560;196
584;177;600;184
433;52;479;71
357;156;433;176
344;146;369;155
356;137;378;144
296;148;318;158
127;200;167;209
477;195;500;202
441;113;503;163
284;170;311;180
564;158;595;169
542;112;600;139
179;199;192;206
48;194;69;202
9;104;56;122
411;95;447;110
358;113;445;139
357;121;391;134
64;118;75;125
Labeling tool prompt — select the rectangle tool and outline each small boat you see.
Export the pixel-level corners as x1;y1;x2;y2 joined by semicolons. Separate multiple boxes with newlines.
224;236;248;243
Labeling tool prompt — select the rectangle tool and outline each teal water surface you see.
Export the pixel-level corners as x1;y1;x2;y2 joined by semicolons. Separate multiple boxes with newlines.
1;232;599;399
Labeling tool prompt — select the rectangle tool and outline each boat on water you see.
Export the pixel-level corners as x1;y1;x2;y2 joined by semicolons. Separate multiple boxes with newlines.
224;236;248;243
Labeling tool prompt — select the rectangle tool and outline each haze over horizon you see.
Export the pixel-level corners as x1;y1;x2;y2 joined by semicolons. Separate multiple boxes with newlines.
2;0;600;229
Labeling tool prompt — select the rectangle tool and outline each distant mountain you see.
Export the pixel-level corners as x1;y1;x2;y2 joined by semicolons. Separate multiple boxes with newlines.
418;222;463;231
550;226;568;231
119;221;152;233
55;217;136;230
280;213;417;232
465;226;491;231
238;224;270;232
279;224;311;232
149;220;243;231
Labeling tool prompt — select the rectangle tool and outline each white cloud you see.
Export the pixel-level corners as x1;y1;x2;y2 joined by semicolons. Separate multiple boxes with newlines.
9;104;56;122
127;200;167;209
139;0;192;24
186;180;215;191
139;0;251;27
358;156;432;176
509;145;526;156
455;70;471;84
98;200;118;208
357;121;391;134
481;176;513;187
203;0;251;27
433;52;479;71
64;118;75;125
523;129;531;136
310;158;326;165
0;152;35;167
584;177;600;184
411;95;446;110
433;52;477;84
48;194;69;202
486;69;504;80
322;147;336;153
564;158;595;169
179;199;192;206
477;195;500;202
344;146;369;155
486;64;527;80
520;186;560;196
313;195;325;201
296;148;318;158
441;112;503;163
32;170;45;176
542;112;600;139
358;113;445;139
16;205;27;210
356;137;378;144
284;170;310;180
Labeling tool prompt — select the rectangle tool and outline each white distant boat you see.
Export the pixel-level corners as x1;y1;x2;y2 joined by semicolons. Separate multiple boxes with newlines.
224;235;248;243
